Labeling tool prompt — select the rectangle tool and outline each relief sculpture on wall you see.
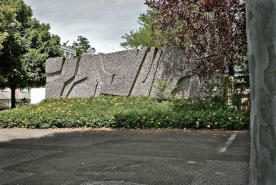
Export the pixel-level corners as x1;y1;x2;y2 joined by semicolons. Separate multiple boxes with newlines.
46;47;204;99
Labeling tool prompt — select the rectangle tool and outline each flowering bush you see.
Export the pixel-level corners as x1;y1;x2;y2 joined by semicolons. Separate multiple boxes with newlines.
0;96;249;130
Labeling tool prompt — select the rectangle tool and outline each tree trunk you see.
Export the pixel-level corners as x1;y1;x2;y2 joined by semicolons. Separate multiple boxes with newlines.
228;63;235;77
11;87;16;109
247;0;276;184
228;60;235;106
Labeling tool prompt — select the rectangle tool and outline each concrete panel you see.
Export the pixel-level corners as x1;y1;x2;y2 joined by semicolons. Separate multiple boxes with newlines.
46;57;65;83
173;75;202;99
98;48;147;96
150;47;200;98
45;48;214;99
145;50;163;96
68;54;102;98
131;48;157;96
46;57;64;74
46;57;79;98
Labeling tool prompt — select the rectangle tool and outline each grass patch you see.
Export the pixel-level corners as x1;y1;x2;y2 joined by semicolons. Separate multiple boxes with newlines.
0;96;249;129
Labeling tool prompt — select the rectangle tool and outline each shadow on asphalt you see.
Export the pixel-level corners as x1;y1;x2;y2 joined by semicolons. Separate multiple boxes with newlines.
0;129;250;185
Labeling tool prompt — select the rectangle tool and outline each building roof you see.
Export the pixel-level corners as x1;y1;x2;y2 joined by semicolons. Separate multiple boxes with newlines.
60;46;77;53
0;92;9;100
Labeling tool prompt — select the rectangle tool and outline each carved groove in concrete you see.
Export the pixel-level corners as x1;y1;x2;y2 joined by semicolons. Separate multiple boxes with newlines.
46;57;79;98
45;48;204;99
46;57;65;83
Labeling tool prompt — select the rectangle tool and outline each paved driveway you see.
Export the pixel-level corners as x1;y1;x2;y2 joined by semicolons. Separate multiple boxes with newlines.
0;129;250;185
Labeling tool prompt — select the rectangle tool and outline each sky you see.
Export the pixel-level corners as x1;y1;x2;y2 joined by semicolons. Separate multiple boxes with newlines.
24;0;148;53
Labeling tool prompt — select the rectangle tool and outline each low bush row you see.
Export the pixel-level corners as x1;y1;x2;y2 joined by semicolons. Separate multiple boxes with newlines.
0;96;250;130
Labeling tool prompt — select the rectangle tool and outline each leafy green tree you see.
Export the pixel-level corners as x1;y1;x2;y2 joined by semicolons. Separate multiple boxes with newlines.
121;10;162;49
62;40;70;47
72;36;96;56
0;2;16;53
0;0;62;108
0;2;16;84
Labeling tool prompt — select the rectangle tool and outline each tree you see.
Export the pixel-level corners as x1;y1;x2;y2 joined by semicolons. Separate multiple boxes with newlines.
121;10;162;49
0;0;62;108
145;0;247;78
0;2;16;84
0;2;16;53
247;0;276;184
62;40;70;47
72;36;96;56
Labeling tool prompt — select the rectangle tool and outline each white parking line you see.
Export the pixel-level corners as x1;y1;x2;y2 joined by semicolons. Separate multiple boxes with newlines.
219;133;237;153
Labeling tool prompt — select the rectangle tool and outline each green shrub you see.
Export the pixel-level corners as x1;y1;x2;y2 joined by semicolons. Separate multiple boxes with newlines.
0;96;249;130
152;79;178;102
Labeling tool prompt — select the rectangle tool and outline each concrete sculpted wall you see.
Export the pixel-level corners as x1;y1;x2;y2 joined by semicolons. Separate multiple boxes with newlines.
46;47;203;99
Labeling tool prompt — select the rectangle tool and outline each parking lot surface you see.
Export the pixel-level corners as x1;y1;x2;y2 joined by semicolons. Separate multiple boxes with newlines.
0;129;250;185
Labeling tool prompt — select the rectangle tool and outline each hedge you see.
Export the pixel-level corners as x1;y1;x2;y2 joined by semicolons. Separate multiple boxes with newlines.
0;96;250;130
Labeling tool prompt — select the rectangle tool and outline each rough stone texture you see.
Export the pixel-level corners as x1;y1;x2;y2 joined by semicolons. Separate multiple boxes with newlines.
247;0;276;184
97;49;140;96
46;57;79;98
145;50;163;96
45;48;207;99
131;48;157;96
96;48;148;96
46;57;64;83
173;75;199;99
46;57;64;74
150;51;166;97
150;47;202;98
67;54;102;98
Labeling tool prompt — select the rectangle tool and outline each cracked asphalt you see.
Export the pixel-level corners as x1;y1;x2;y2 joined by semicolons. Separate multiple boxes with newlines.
0;129;250;185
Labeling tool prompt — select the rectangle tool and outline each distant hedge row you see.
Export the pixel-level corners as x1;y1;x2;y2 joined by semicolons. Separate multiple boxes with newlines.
0;96;250;130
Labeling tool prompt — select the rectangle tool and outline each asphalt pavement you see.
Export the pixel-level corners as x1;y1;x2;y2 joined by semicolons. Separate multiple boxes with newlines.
0;129;250;185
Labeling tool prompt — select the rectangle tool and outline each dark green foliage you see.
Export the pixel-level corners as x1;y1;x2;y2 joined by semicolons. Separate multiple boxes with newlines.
0;0;62;107
0;96;249;130
152;79;178;102
0;1;16;54
71;36;95;56
63;36;96;56
0;0;62;88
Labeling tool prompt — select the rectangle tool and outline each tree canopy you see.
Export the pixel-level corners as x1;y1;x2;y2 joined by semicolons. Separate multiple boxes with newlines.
0;0;62;107
0;2;16;53
121;10;162;49
64;36;96;56
145;0;247;77
0;2;16;84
